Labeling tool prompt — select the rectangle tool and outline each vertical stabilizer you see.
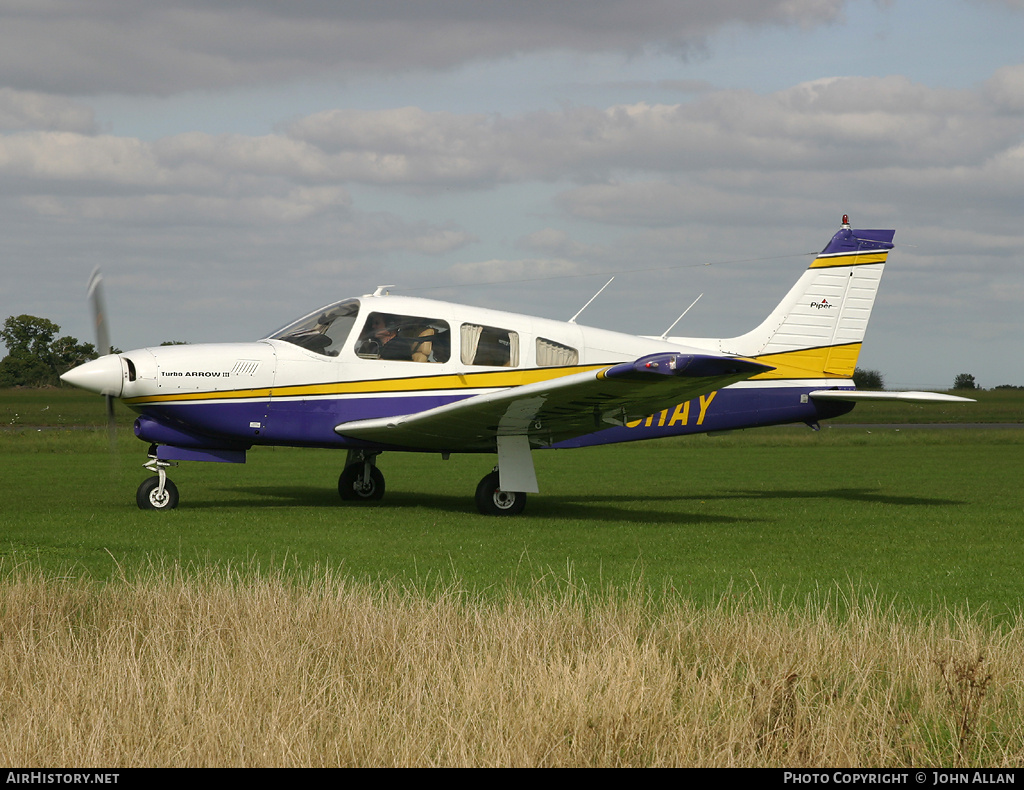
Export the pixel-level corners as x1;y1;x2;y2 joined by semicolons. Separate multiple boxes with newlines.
716;218;895;379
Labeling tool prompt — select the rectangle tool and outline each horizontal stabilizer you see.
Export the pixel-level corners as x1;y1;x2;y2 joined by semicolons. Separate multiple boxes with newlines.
809;390;976;404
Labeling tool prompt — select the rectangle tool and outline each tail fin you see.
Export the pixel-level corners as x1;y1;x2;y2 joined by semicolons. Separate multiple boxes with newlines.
718;217;895;379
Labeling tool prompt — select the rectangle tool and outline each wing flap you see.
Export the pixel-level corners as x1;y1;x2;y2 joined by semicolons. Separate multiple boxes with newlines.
335;353;772;451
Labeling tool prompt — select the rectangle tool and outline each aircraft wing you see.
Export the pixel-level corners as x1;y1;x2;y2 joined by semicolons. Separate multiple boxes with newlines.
334;353;772;452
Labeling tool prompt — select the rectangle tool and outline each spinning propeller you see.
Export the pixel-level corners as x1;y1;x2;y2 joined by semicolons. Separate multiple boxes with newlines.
87;267;118;446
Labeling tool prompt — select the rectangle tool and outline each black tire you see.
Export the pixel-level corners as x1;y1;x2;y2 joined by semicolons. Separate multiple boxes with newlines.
474;470;526;516
136;476;179;510
338;464;385;501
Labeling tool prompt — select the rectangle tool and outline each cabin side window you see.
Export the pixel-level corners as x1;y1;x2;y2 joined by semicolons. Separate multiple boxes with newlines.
355;312;451;363
461;324;519;367
536;337;578;367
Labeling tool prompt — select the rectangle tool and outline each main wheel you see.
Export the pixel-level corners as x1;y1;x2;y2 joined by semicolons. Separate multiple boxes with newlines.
475;470;526;516
137;476;179;510
338;464;385;501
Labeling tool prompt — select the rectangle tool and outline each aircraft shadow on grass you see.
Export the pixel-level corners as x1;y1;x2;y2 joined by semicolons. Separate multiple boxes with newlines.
714;487;965;508
186;484;963;525
191;485;748;525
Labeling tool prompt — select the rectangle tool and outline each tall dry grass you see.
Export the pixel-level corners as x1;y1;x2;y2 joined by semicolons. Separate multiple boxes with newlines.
1;562;1022;767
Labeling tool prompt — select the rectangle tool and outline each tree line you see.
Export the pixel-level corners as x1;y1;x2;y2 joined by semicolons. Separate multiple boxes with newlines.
0;314;190;388
0;315;96;388
854;368;1002;391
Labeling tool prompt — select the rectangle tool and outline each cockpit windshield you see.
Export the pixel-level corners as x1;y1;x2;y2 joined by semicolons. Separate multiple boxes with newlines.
266;298;360;357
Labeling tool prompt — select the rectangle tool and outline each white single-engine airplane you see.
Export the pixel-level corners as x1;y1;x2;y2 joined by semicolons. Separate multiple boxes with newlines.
62;217;971;515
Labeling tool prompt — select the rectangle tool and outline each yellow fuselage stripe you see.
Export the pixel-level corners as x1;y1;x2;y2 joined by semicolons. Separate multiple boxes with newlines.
124;339;866;407
123;364;608;405
751;343;861;379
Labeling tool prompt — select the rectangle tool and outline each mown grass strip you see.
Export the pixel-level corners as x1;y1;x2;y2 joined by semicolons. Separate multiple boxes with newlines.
2;425;1022;615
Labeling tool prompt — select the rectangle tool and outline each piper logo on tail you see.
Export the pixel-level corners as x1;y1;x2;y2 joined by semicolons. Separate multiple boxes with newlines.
810;298;834;310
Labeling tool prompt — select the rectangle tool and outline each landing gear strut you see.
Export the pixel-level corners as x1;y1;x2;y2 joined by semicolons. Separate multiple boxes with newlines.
338;450;385;501
137;448;179;510
475;469;527;516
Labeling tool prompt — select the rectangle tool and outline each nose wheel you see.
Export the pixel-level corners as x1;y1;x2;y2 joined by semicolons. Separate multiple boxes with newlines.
137;475;179;510
137;450;179;510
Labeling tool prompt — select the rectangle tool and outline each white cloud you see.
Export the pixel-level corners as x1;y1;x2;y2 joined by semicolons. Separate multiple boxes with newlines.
984;63;1024;111
0;88;96;132
0;1;848;95
280;74;1023;189
445;257;588;286
23;187;352;225
3;69;1022;252
10;66;1020;226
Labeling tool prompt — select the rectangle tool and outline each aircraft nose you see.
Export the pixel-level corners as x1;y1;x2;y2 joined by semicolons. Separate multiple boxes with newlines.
60;354;125;397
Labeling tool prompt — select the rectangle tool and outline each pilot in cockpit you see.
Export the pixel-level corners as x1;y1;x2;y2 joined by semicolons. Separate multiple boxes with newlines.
357;313;404;359
357;312;446;362
369;314;397;347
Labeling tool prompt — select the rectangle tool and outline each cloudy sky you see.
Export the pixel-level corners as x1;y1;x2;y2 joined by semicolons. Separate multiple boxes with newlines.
1;0;1022;389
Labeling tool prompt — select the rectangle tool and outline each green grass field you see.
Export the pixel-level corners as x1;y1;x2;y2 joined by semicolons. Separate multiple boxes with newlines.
3;388;1023;766
3;386;1022;614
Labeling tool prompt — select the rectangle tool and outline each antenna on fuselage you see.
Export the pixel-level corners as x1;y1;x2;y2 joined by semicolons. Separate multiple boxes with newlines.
369;285;395;297
568;277;614;324
659;293;703;340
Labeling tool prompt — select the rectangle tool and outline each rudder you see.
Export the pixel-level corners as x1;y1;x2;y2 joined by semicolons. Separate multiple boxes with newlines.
718;217;895;379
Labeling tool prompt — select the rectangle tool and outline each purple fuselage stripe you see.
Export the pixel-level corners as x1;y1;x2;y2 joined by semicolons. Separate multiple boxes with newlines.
130;387;854;452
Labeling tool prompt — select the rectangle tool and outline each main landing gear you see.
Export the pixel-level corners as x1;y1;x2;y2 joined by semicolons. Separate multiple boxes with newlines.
338;450;385;501
337;452;528;515
474;469;527;516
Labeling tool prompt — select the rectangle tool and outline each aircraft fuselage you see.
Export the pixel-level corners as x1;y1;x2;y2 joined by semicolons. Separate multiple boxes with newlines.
68;296;849;457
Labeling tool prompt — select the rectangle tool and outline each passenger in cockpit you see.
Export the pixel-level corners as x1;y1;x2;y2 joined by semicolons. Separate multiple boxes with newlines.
357;312;448;362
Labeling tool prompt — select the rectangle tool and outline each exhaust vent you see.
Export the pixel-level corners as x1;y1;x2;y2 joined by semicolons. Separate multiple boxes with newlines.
231;360;260;376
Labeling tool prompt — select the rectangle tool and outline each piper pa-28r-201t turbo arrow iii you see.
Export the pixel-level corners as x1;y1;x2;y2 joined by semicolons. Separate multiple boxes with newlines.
62;217;972;515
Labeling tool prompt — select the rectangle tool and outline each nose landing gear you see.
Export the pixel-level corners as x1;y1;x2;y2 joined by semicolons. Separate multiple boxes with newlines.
137;450;179;510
